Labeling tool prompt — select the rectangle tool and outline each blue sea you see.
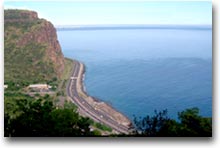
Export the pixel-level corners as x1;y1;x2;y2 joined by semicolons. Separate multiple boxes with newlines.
57;26;212;120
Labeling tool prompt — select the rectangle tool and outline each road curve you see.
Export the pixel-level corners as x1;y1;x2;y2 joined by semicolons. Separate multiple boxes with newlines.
66;60;132;134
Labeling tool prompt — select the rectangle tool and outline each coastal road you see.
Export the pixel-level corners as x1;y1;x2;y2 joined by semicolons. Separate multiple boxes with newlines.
66;61;131;134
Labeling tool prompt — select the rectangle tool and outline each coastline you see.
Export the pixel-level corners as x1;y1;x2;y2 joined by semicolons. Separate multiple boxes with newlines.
76;61;132;128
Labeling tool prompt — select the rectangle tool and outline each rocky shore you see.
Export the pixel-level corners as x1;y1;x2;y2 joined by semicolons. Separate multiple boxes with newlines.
76;61;132;128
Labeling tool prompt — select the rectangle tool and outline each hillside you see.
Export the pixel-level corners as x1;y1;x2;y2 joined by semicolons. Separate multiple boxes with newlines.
4;9;65;86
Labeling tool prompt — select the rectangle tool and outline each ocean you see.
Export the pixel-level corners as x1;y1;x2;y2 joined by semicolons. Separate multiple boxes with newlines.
57;26;212;120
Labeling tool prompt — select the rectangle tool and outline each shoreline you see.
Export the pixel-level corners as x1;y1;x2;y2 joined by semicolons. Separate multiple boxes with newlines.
76;61;132;128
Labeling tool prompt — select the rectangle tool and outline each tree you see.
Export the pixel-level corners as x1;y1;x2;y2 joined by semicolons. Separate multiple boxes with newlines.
133;108;212;137
177;108;212;137
134;109;171;136
4;94;98;137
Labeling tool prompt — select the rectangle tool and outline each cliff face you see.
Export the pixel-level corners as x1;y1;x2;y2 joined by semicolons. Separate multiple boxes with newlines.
17;19;65;77
4;9;65;83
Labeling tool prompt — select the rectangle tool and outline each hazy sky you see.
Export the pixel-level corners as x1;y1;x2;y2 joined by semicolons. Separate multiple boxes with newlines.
4;0;212;26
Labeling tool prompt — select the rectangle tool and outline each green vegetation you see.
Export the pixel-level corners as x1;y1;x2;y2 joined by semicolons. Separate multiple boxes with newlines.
4;93;100;137
4;92;113;136
93;122;112;132
61;58;74;81
4;9;63;89
57;58;74;97
133;108;212;137
53;58;74;106
5;9;37;19
5;92;211;136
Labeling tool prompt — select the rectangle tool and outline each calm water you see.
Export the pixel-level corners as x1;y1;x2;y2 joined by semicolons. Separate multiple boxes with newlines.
57;28;212;119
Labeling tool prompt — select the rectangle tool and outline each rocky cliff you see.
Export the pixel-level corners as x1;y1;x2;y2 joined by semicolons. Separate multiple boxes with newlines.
4;9;65;84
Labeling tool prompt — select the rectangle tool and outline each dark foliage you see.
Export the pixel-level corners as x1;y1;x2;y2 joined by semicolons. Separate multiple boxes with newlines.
4;94;97;137
133;108;212;137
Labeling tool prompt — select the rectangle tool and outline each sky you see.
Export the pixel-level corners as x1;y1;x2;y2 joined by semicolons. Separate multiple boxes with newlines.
4;0;212;26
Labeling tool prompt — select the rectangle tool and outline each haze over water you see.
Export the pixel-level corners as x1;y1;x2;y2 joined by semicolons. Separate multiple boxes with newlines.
57;26;212;119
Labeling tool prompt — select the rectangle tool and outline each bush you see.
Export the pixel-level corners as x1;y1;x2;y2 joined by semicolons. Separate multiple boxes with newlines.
133;107;212;137
4;94;99;137
94;122;112;132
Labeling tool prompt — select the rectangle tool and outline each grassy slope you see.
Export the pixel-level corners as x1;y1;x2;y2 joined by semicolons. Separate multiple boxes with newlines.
55;58;74;105
4;10;59;87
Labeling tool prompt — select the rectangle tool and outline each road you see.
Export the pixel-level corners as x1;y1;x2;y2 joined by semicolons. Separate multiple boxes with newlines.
66;61;131;134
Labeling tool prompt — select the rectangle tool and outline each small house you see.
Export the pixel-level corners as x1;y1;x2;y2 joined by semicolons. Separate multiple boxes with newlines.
28;84;52;91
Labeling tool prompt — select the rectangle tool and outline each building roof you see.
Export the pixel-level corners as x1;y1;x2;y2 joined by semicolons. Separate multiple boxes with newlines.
29;84;50;88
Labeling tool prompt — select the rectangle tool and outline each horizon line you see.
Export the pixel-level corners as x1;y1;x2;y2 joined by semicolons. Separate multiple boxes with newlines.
55;24;212;31
55;24;212;27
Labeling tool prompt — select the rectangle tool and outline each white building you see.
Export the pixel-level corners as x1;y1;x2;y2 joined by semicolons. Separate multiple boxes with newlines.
4;85;8;89
28;84;52;90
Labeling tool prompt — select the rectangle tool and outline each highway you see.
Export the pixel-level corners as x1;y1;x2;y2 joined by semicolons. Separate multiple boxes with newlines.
66;61;131;134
